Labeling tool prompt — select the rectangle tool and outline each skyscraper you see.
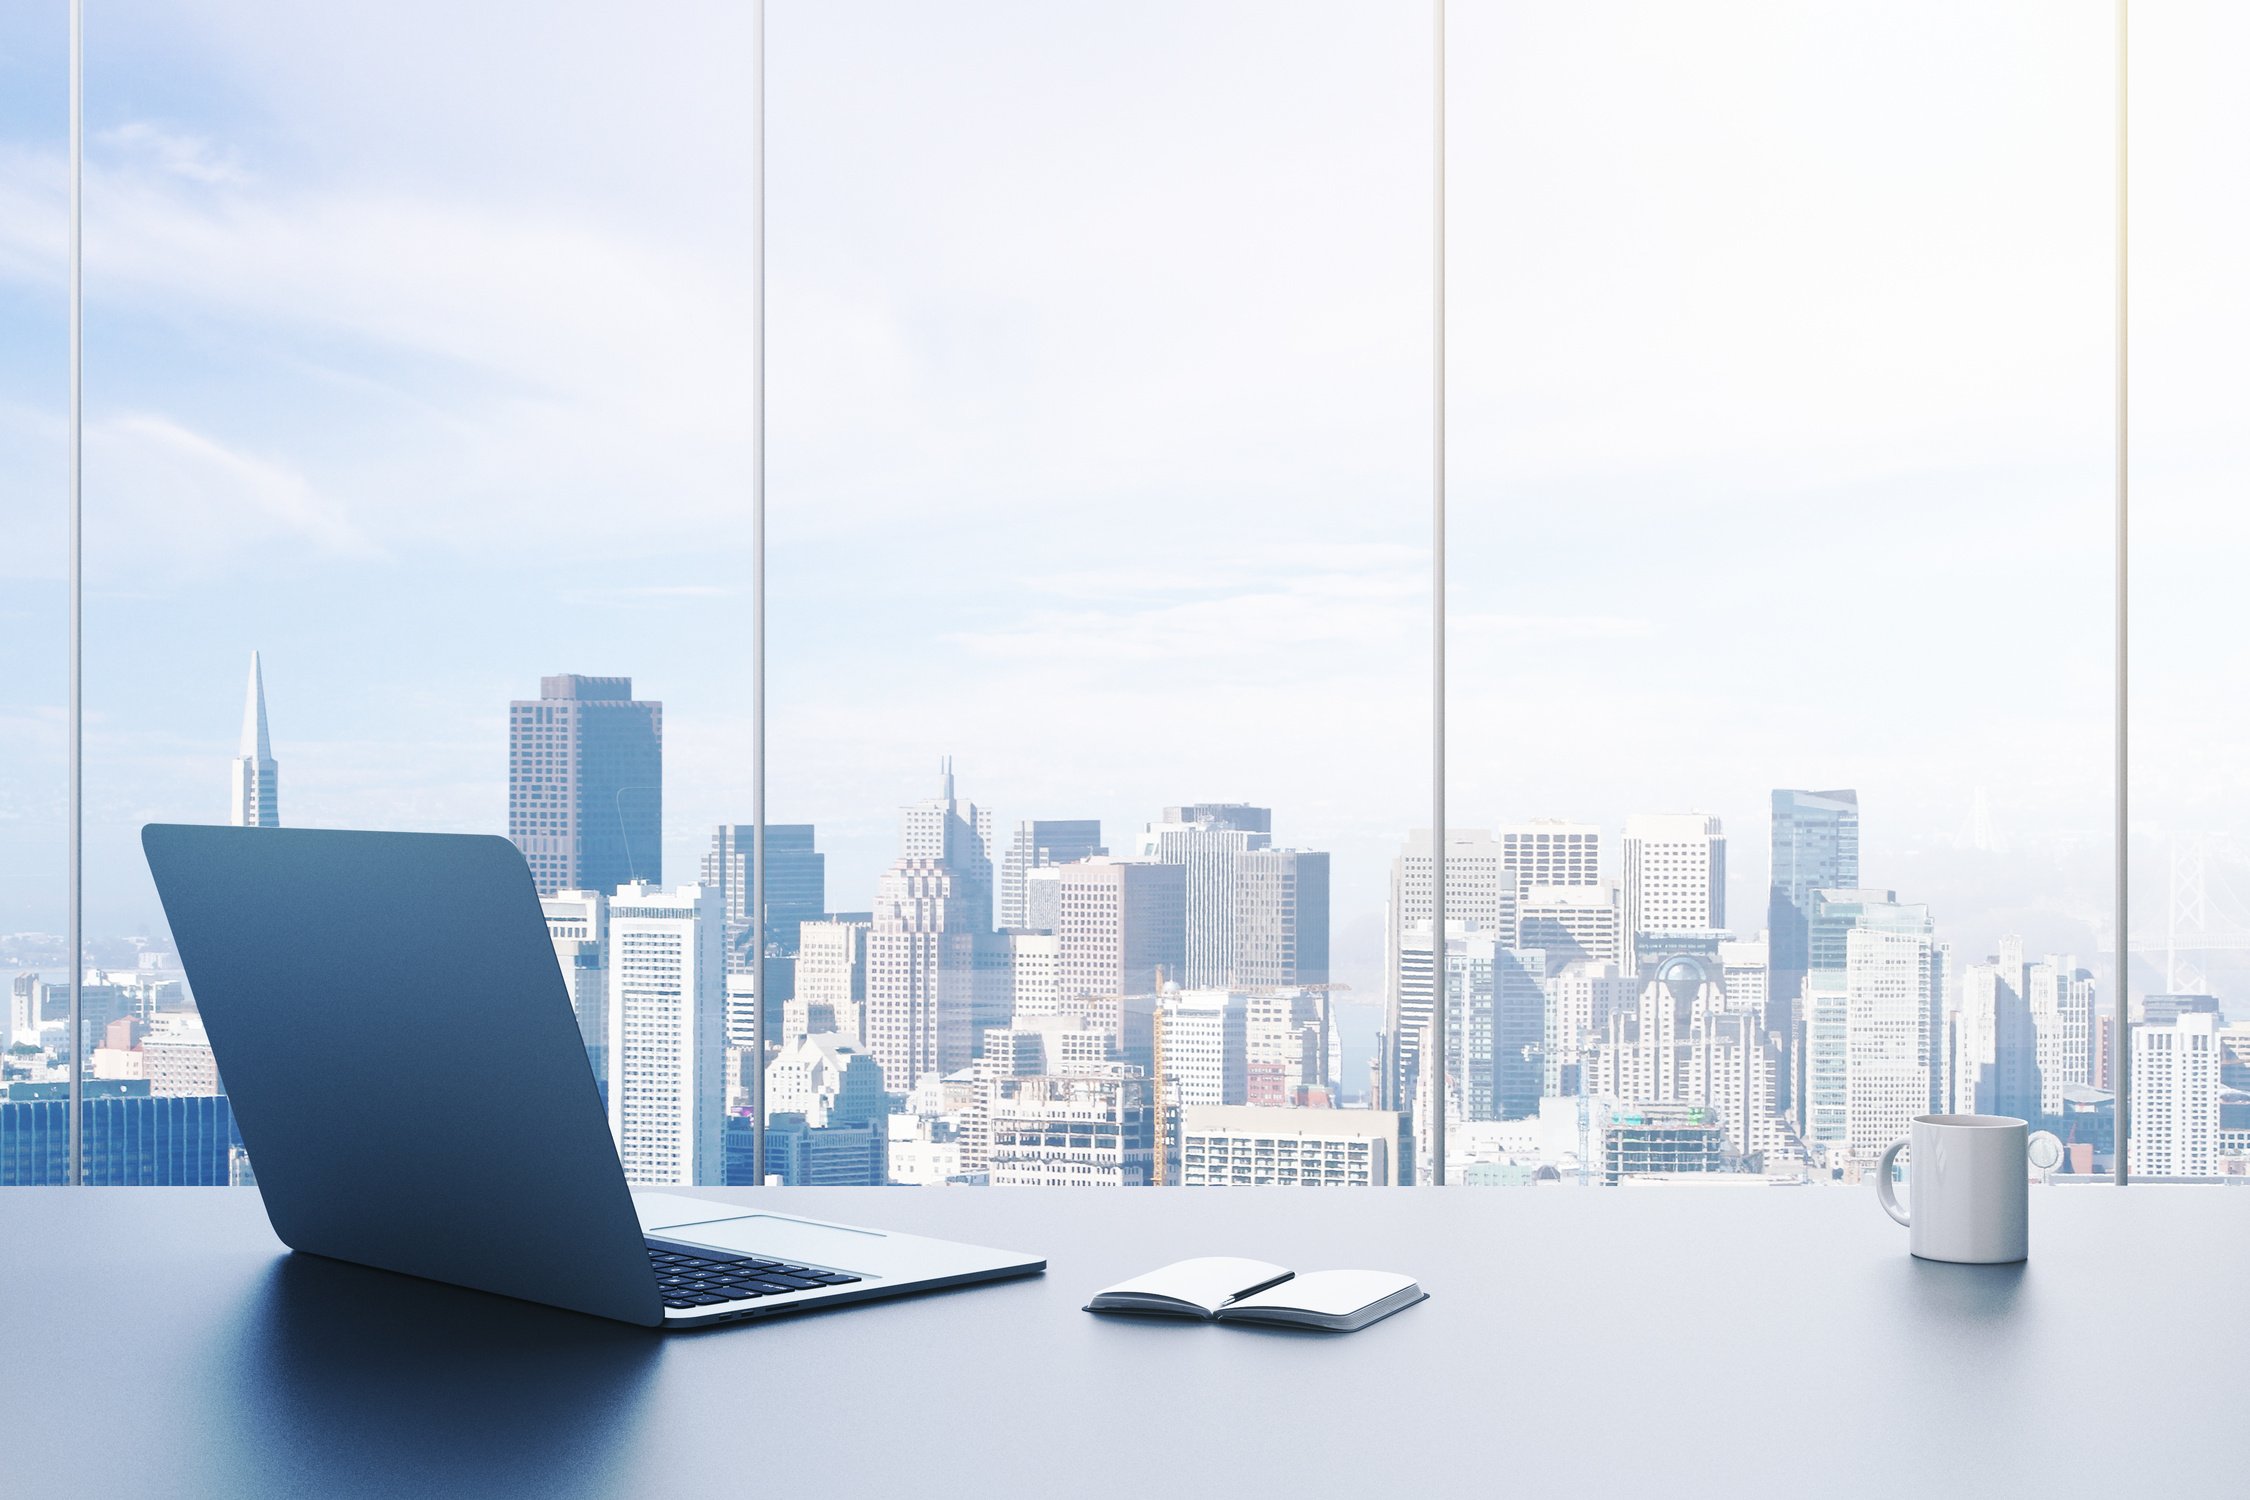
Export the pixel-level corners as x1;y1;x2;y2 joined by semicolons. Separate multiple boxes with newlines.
1447;938;1546;1122
865;862;1008;1092
2026;955;2096;1118
508;675;662;898
1517;885;1622;967
1541;960;1638;1097
1621;814;1725;961
1140;806;1272;988
1382;828;1517;1110
1244;989;1328;1105
1578;954;1793;1167
1952;939;2093;1124
1499;819;1600;890
604;882;723;1186
998;819;1105;930
1766;790;1859;1067
864;765;1008;1093
542;889;608;1077
1158;989;1249;1110
1232;848;1330;989
1952;936;2037;1120
1799;889;1936;1164
1055;858;1187;1004
229;651;279;828
701;823;827;973
902;758;996;928
2130;1012;2220;1177
795;917;871;1043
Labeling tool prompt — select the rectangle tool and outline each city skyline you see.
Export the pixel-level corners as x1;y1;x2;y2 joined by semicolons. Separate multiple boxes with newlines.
6;664;2241;1190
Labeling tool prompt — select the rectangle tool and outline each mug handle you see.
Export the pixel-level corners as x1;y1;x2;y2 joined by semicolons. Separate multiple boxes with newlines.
1875;1137;1910;1227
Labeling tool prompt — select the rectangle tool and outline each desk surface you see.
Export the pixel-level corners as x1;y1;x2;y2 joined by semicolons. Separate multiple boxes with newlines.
2;1185;2240;1497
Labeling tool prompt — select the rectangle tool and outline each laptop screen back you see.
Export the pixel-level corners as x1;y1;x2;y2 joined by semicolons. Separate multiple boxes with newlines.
142;824;662;1325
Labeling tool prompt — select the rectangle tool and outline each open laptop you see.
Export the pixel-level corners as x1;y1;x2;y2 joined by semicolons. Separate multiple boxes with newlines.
142;823;1043;1328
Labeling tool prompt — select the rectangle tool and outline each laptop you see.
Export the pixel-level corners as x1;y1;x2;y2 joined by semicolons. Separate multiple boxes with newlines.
142;823;1043;1328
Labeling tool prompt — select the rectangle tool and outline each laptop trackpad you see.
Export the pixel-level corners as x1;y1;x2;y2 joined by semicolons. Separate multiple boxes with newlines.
634;1194;889;1273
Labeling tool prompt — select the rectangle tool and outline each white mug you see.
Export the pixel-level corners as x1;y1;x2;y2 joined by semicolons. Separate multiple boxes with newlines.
1875;1114;2028;1264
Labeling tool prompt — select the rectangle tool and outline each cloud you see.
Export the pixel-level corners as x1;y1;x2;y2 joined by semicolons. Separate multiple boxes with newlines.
87;413;378;564
95;123;248;187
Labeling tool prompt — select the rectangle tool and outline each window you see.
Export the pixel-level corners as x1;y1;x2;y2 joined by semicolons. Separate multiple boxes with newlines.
7;2;2232;1194
2129;0;2250;1180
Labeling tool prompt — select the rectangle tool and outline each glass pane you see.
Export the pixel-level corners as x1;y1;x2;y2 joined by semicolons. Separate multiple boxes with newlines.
1444;2;2115;1185
0;4;74;1182
80;2;754;1185
768;1;1430;1185
2127;0;2248;1180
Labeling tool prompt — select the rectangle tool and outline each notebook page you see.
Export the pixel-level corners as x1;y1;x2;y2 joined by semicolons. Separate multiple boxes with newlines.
1222;1269;1416;1318
1088;1257;1293;1316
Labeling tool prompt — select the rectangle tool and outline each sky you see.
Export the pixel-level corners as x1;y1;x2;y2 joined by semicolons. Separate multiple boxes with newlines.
1;1;2246;1008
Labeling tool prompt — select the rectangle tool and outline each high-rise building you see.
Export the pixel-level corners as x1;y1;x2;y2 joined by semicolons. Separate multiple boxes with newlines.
1621;814;1725;962
1578;954;1794;1166
737;1112;887;1188
1140;807;1271;988
701;824;826;974
141;1014;220;1097
508;675;662;897
1383;829;1518;1110
8;973;37;1043
1798;890;1937;1164
1232;848;1330;989
1163;804;1272;835
864;766;1009;1094
1499;820;1601;891
542;889;608;1077
1542;960;1638;1097
795;917;871;1044
1766;790;1859;1063
1245;989;1329;1106
2026;954;2095;1118
229;651;280;828
1157;990;1249;1108
865;862;1009;1094
1021;866;1065;933
1179;1106;1399;1187
1718;934;1770;1021
1517;884;1622;967
901;758;996;929
1055;858;1187;1005
605;882;723;1186
2130;1012;2220;1177
1387;919;1445;1115
1447;939;1546;1122
999;820;1105;930
1007;930;1063;1021
1951;937;2045;1121
764;1031;888;1127
0;1080;236;1186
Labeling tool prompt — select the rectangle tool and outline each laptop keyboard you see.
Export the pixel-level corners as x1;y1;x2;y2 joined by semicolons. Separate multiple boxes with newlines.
645;1236;863;1310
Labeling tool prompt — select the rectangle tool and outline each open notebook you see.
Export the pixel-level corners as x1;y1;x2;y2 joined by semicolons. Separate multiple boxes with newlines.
1084;1257;1426;1333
